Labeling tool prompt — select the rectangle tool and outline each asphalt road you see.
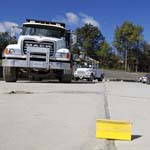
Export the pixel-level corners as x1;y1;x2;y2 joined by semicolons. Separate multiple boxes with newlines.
0;80;150;150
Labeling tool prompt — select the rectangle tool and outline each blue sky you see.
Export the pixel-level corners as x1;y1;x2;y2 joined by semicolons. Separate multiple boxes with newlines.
0;0;150;44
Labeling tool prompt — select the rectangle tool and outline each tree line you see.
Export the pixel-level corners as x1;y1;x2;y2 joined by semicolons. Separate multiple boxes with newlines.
0;21;150;72
73;22;150;72
0;32;17;59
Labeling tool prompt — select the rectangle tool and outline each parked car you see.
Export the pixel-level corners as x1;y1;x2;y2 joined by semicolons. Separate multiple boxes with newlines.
146;75;150;84
141;74;150;83
136;76;143;82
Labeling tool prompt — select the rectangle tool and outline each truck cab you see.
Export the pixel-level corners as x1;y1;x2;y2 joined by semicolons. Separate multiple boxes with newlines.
2;19;73;82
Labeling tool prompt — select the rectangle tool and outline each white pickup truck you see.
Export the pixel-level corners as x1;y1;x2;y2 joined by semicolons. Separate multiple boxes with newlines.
74;64;104;81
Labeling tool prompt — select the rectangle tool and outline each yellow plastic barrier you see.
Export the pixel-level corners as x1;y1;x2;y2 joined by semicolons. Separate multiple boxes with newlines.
96;119;132;141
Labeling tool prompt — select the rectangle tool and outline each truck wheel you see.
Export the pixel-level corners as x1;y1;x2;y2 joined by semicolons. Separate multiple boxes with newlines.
98;78;102;81
88;74;94;81
74;77;79;81
59;74;72;83
3;67;17;82
98;74;104;82
97;78;102;81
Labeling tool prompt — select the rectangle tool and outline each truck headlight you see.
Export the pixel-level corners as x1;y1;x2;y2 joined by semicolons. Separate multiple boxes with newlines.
55;52;70;59
4;48;15;54
9;49;15;54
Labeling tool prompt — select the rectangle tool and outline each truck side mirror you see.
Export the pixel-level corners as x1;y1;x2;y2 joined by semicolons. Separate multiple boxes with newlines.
10;26;22;37
66;31;77;49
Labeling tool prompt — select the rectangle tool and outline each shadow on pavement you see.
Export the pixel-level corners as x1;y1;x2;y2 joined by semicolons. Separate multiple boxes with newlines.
131;135;142;141
17;80;97;84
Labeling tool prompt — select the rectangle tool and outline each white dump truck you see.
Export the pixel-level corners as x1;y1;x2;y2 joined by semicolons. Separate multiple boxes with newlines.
2;19;74;82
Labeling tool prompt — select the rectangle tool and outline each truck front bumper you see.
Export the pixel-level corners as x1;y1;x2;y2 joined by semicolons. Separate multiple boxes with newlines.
74;74;91;79
2;58;71;70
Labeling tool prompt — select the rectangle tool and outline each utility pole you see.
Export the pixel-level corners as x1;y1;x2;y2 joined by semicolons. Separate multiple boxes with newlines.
125;49;128;72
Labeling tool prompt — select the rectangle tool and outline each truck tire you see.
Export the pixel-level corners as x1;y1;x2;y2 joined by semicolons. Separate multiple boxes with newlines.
74;77;79;81
98;74;104;82
59;74;72;83
3;67;17;82
87;74;94;81
98;78;102;81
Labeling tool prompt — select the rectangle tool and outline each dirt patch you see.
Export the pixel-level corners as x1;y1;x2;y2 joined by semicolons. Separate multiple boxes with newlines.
6;91;33;94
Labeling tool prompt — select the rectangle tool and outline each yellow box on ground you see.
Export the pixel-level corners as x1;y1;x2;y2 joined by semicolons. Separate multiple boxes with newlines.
96;119;132;141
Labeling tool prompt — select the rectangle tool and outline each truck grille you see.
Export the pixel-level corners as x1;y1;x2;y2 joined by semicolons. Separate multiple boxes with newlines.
23;40;54;56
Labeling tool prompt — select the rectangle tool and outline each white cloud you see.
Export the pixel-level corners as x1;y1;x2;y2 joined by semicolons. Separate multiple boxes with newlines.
65;12;79;25
0;21;18;33
80;13;100;28
54;12;100;28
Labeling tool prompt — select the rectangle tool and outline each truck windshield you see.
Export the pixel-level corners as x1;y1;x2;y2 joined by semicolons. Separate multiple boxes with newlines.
22;25;65;38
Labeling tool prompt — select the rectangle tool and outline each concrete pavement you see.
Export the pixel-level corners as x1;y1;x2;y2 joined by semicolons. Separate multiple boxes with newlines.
106;82;150;150
0;81;106;150
0;80;150;150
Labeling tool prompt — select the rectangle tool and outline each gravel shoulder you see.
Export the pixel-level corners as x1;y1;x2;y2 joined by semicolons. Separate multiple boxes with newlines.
103;70;146;81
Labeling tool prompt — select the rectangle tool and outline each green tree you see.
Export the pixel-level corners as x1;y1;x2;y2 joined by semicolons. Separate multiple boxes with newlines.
96;40;112;67
76;24;105;59
139;41;150;72
113;21;144;72
109;53;120;69
0;32;17;59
